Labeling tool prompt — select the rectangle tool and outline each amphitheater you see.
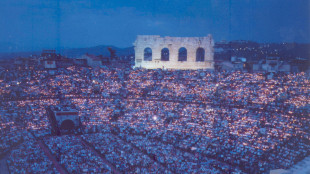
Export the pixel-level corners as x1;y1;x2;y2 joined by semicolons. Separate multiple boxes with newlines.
1;37;309;174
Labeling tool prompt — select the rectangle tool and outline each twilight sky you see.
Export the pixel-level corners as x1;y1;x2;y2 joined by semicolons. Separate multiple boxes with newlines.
0;0;309;52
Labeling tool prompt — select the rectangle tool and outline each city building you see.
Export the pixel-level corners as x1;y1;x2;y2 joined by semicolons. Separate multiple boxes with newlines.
80;53;103;67
44;59;57;69
253;57;290;73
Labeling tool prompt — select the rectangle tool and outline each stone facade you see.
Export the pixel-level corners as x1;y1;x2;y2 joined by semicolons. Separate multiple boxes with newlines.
133;35;214;70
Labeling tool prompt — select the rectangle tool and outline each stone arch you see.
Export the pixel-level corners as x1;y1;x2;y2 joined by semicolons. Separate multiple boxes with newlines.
144;47;152;61
60;119;75;130
178;47;187;61
196;47;205;62
161;48;169;61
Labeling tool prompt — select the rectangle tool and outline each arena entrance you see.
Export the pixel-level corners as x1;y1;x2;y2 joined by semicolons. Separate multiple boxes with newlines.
47;106;81;135
60;119;75;130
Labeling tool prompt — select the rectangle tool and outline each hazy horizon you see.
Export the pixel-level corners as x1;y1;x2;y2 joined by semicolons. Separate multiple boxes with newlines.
0;0;309;52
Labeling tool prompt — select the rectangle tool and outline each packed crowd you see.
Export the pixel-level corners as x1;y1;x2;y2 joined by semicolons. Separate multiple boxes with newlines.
111;100;309;173
0;66;123;100
123;134;239;173
44;135;112;173
82;133;168;173
0;99;58;148
0;114;23;155
7;140;59;174
0;65;308;173
0;101;34;155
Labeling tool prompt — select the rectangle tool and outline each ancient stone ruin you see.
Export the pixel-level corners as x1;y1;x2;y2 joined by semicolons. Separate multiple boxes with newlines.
133;35;214;70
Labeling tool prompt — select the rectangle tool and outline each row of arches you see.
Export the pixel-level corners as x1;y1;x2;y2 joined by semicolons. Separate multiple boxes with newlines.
143;47;205;62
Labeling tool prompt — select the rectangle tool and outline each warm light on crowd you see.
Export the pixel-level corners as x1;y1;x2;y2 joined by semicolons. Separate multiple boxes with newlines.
0;66;309;173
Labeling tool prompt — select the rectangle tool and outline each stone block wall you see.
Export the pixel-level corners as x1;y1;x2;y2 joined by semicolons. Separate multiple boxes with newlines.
133;35;214;70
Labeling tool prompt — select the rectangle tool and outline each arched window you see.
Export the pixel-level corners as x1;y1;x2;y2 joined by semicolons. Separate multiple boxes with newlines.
178;47;187;61
161;48;169;61
144;47;152;61
196;48;205;62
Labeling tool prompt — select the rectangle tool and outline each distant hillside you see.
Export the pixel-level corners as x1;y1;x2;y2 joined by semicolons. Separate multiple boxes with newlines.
0;45;134;59
0;51;39;59
215;41;310;61
59;45;134;58
1;41;309;61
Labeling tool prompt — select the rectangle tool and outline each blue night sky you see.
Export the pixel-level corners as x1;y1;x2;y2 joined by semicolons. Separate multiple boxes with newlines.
0;0;309;51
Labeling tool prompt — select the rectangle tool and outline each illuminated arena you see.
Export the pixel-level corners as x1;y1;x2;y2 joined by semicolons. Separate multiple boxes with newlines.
0;65;309;174
1;0;309;173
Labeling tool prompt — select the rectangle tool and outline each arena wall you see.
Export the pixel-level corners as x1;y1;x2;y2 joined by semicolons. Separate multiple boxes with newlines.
133;35;214;70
